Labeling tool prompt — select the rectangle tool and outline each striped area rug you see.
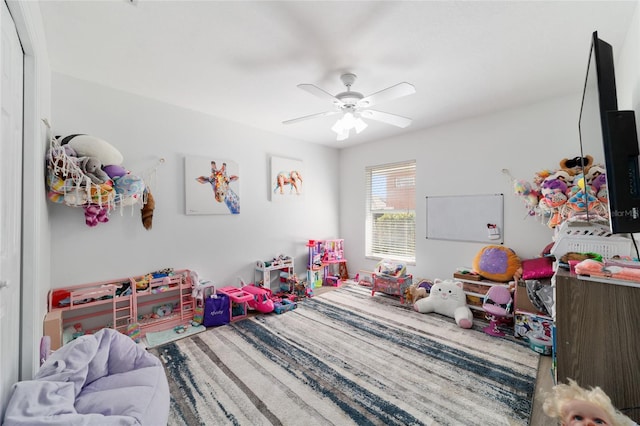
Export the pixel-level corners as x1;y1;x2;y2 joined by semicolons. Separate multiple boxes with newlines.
152;285;539;425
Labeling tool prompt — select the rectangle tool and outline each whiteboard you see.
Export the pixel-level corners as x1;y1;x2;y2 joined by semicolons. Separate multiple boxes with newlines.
426;194;504;243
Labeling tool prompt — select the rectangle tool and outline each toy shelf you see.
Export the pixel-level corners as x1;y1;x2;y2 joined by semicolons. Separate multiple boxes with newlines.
306;239;349;287
45;269;195;350
255;256;294;291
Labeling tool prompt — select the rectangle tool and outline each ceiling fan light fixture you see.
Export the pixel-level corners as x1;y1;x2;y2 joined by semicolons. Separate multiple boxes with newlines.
354;117;368;134
341;112;356;129
284;73;416;142
331;119;345;134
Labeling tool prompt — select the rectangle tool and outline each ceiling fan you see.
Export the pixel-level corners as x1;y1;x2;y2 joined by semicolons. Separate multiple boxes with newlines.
283;73;416;141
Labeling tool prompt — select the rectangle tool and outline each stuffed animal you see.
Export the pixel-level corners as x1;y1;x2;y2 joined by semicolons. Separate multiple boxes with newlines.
473;245;521;282
83;204;109;227
414;279;473;328
513;179;540;216
586;165;609;203
79;156;110;184
565;174;600;214
559;155;593;176
404;282;428;304
141;190;155;230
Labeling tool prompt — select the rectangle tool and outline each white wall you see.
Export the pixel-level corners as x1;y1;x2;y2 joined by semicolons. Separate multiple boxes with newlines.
50;73;340;287
617;1;640;113
339;94;582;281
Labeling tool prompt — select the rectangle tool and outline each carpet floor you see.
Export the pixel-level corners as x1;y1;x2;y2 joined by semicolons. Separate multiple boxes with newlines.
152;284;539;425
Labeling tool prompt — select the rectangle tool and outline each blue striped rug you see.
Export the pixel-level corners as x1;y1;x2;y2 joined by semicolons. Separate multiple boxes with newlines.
153;285;539;425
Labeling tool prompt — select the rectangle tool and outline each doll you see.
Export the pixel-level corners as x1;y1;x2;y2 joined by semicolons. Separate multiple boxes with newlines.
543;379;635;426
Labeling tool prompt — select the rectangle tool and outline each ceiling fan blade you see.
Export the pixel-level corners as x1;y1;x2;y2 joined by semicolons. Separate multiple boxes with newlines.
282;110;340;125
298;84;344;106
357;82;416;108
361;110;412;128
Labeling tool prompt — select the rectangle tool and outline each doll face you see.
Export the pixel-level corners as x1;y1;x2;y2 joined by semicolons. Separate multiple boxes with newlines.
562;400;612;426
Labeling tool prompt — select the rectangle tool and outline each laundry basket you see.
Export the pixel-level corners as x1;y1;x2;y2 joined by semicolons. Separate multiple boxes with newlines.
550;221;632;259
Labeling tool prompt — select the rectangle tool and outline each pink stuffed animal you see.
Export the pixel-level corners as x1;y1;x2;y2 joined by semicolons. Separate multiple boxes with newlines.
84;204;109;227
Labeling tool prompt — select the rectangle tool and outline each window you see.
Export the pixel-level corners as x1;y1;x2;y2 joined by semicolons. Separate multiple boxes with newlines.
366;160;416;263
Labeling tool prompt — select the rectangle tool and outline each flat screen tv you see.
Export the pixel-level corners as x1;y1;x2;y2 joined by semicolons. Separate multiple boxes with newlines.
579;31;640;234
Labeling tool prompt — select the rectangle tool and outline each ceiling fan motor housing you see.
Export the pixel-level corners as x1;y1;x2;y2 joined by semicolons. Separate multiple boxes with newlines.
336;91;363;107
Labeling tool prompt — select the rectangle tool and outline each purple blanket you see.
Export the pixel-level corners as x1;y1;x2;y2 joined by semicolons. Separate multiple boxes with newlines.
2;329;169;425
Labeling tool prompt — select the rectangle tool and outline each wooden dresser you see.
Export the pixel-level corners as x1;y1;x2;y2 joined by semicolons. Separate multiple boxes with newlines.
554;269;640;422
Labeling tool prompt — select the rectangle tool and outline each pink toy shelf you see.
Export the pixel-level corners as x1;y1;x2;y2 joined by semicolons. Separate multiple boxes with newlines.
216;286;254;322
46;269;195;349
306;239;349;287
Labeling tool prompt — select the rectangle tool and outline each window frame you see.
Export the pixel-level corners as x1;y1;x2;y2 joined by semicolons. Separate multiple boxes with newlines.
365;160;416;264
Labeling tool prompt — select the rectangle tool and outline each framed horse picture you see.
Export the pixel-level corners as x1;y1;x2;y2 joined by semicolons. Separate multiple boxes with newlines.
270;156;304;202
185;155;240;215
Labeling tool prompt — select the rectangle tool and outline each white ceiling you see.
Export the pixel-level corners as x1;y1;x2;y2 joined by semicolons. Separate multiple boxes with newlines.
37;0;638;148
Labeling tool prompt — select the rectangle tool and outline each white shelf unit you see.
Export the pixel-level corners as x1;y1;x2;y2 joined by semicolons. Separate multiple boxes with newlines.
255;258;294;291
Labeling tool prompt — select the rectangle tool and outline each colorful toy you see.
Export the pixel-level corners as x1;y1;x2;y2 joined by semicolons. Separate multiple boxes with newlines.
135;274;153;291
513;179;540;216
509;156;611;229
79;156;110;184
152;303;173;318
404;282;428;304
559;155;593;177
242;284;275;313
413;279;473;328
472;245;521;282
83;204;109;227
543;379;635;426
375;259;406;277
273;299;297;314
126;322;141;343
481;285;512;337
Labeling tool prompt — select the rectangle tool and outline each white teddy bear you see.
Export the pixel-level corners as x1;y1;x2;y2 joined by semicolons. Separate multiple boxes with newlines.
413;279;473;328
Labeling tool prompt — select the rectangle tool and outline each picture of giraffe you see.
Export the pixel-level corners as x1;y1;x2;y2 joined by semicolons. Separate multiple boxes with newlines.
185;156;240;215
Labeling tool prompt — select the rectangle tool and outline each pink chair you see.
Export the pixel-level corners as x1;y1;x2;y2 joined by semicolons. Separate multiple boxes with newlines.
482;285;512;337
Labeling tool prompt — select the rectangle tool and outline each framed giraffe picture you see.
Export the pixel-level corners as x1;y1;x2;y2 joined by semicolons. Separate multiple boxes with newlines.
270;156;304;202
184;155;240;215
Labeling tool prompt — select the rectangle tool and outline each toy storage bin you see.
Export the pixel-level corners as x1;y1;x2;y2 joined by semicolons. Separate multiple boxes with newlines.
371;274;413;303
550;221;632;259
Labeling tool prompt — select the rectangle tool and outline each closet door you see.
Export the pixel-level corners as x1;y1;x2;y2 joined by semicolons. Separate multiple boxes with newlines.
0;0;24;417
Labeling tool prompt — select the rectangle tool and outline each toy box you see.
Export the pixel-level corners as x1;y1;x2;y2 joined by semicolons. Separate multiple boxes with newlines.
357;270;374;287
514;311;553;355
371;273;413;303
514;278;552;316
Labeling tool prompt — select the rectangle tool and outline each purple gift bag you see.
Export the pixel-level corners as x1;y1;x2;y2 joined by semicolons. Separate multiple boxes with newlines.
203;294;230;327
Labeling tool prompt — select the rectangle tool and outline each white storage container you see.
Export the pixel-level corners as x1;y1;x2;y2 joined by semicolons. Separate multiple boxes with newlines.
550;221;632;259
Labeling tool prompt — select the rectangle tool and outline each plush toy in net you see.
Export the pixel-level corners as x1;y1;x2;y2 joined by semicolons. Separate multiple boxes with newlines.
473;245;521;282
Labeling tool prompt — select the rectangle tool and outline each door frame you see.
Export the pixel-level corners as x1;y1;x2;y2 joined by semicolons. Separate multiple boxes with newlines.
5;0;51;380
